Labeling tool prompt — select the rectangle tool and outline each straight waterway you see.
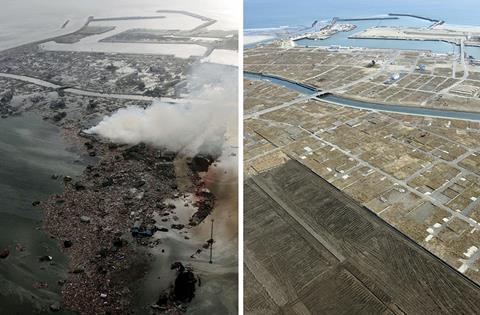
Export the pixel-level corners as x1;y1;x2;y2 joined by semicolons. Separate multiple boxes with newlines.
245;71;480;122
0;73;156;102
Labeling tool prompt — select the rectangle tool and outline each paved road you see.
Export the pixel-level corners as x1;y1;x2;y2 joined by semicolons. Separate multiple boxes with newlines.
298;125;480;230
244;94;313;119
0;72;163;102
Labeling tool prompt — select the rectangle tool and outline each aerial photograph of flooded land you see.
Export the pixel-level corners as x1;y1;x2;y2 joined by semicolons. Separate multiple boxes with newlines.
244;0;480;314
0;0;238;314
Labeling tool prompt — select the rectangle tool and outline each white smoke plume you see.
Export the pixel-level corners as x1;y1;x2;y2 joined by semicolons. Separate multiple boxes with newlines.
86;63;238;156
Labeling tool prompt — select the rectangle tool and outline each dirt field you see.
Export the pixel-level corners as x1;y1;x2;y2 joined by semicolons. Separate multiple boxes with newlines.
244;160;480;314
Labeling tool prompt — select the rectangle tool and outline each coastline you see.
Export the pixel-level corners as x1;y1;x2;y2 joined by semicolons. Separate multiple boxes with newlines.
244;13;480;58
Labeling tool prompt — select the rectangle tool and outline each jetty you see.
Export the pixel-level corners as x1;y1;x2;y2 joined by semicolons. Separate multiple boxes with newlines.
336;17;398;22
388;13;445;26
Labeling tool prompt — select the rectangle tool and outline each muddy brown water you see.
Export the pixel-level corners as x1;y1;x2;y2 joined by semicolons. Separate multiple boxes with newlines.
0;113;85;314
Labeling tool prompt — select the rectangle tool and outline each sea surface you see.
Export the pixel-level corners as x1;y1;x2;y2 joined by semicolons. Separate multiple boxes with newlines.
245;0;480;58
245;0;480;29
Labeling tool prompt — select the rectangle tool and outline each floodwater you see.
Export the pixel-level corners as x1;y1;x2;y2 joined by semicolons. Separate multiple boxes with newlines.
187;159;238;314
133;156;238;314
0;113;84;314
40;14;208;58
0;1;239;313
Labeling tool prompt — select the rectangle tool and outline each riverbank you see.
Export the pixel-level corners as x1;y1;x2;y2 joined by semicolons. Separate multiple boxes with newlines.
244;71;318;94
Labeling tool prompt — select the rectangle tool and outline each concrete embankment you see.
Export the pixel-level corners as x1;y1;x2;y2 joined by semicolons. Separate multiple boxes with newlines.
244;71;318;93
348;34;461;47
388;13;442;23
336;17;398;21
245;71;480;121
91;16;166;22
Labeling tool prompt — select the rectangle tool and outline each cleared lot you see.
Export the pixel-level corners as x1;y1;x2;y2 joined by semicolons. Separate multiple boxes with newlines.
245;160;480;314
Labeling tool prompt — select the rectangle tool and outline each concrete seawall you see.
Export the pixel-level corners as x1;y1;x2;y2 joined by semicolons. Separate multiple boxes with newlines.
388;13;442;23
336;17;398;22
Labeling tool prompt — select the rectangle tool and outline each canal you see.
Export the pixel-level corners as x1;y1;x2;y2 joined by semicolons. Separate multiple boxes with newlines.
245;71;480;121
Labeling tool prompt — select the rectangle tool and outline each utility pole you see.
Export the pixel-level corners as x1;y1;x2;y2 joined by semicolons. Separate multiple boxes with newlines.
209;219;214;264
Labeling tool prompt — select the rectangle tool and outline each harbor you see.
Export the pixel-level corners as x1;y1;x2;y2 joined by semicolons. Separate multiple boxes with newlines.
246;11;480;59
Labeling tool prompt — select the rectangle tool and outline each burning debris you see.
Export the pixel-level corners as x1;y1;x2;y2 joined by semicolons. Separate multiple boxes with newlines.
38;131;219;314
38;132;210;313
36;63;235;313
188;154;216;173
190;188;216;226
0;33;236;314
85;63;237;157
171;262;197;302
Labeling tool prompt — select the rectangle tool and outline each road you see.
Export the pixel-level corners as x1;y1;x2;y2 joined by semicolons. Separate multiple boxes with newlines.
244;73;480;275
0;72;169;102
